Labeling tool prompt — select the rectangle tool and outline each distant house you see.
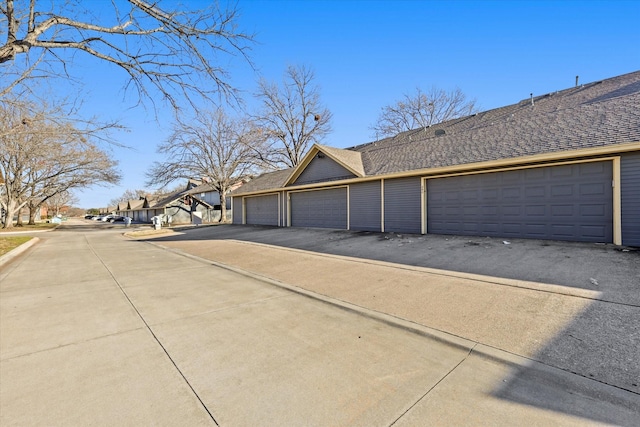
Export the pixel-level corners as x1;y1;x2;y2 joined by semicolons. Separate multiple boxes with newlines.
232;71;640;246
117;180;232;224
118;199;142;221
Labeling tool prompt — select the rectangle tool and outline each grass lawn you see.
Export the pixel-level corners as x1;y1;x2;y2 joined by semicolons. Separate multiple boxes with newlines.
0;236;33;256
0;223;58;233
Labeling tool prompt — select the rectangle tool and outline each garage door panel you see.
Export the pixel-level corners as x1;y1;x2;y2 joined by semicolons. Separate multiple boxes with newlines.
525;186;545;198
427;162;613;242
551;184;574;197
483;189;499;199
581;204;606;216
581;162;607;175
525;168;546;179
462;206;478;216
482;206;499;216
480;223;499;233
430;191;444;202
503;223;522;234
502;188;521;199
552;205;573;216
578;226;607;240
245;194;279;226
503;206;521;216
580;182;606;196
524;224;547;235
463;222;480;232
552;167;573;178
551;224;576;237
290;188;347;229
525;205;545;216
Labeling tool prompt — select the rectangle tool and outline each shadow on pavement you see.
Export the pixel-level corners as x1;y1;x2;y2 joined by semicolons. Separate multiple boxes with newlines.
127;224;640;422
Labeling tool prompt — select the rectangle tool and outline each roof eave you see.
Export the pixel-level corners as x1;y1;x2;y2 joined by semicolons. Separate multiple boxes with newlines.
232;141;640;197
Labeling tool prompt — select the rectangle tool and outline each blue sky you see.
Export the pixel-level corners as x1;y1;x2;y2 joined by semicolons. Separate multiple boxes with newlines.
73;0;640;208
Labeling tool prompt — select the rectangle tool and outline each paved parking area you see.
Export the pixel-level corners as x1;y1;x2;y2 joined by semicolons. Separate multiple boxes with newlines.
150;225;640;395
1;221;638;425
160;224;640;305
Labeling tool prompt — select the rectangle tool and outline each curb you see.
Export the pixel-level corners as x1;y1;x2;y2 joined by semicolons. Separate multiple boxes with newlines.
147;239;480;349
216;239;605;302
144;239;640;397
141;241;563;369
0;237;39;268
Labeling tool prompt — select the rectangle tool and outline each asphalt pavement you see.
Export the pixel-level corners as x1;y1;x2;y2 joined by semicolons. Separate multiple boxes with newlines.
1;220;638;426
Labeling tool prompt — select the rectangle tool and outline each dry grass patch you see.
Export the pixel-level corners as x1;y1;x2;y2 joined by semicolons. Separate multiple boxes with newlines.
124;229;176;238
0;223;58;233
0;236;33;256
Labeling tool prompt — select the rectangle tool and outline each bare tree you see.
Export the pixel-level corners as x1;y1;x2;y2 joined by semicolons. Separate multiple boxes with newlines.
0;99;121;228
146;108;264;222
0;0;254;108
254;65;332;168
44;190;78;218
371;86;478;138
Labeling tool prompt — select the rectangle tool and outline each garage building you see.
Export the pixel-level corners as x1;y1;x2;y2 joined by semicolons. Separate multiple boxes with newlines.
232;71;640;246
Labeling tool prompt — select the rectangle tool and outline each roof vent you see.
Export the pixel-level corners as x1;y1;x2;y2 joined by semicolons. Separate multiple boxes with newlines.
434;129;446;136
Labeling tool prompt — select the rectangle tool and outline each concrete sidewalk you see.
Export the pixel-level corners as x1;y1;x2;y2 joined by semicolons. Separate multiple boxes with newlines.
1;224;639;425
152;227;640;395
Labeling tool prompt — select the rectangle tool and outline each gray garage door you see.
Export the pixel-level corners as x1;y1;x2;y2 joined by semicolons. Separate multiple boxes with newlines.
290;188;348;229
245;194;279;226
427;162;613;242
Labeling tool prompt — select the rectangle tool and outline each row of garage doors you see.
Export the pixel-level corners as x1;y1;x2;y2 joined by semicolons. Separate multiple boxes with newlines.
237;161;614;243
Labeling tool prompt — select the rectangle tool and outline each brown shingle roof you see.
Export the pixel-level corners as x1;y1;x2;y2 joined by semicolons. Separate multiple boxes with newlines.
316;144;365;176
127;199;144;210
234;70;640;195
356;70;640;175
234;169;293;194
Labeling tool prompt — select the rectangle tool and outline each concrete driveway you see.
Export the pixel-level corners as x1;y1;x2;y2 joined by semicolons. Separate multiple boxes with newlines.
1;220;638;425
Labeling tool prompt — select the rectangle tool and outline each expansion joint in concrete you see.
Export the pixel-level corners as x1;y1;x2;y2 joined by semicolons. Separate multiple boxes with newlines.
83;234;220;426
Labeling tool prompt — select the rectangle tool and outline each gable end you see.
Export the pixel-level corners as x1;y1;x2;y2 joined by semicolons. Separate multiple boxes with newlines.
292;153;357;185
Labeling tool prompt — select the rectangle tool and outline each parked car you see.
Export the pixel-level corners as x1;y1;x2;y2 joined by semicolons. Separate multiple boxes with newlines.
84;215;95;219
107;216;125;223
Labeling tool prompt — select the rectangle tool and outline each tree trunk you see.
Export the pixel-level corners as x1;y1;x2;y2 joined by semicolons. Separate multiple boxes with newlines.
28;205;37;225
2;199;18;229
16;207;23;226
218;191;226;223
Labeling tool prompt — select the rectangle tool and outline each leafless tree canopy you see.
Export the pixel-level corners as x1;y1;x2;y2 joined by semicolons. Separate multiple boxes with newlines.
0;0;254;108
146;108;264;222
371;86;478;138
254;65;332;168
0;98;121;228
43;190;78;217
